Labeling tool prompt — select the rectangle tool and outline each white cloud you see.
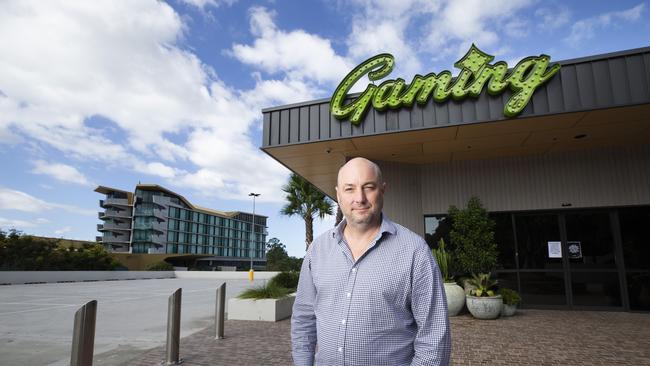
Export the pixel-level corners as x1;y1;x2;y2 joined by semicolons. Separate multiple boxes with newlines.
0;187;52;213
0;0;199;162
535;6;571;31
179;0;236;10
344;0;440;75
230;7;352;85
566;4;645;45
137;161;184;180
0;1;292;203
421;0;534;59
0;187;95;216
36;218;50;224
0;217;36;228
31;160;92;186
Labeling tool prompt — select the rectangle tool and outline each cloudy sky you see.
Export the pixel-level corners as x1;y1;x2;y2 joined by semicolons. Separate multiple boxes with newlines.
0;0;648;256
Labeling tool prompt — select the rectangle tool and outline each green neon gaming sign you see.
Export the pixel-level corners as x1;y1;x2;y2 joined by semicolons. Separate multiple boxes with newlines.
330;44;561;125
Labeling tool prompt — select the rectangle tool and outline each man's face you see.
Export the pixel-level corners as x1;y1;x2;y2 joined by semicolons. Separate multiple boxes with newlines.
336;159;385;228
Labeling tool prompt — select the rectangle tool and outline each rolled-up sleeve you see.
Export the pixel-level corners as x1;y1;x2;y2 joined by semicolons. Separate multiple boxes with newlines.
291;248;317;366
410;245;451;366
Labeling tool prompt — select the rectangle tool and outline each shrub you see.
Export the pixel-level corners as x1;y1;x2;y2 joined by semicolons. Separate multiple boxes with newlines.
269;271;300;291
499;288;521;305
145;261;174;271
0;230;122;270
237;282;292;299
448;197;498;275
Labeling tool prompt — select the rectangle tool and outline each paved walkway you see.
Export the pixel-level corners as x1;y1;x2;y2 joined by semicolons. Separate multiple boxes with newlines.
123;310;650;365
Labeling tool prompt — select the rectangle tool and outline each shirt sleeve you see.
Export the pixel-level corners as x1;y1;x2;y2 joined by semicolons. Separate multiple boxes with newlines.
291;247;318;366
410;244;452;366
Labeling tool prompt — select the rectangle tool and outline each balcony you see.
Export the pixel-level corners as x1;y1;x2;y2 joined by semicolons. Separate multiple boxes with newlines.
152;195;168;207
101;231;130;243
98;222;131;232
101;198;130;208
101;209;132;220
95;236;102;243
98;212;105;219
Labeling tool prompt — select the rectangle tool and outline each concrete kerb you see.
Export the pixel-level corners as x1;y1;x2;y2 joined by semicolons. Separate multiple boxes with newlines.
0;270;280;285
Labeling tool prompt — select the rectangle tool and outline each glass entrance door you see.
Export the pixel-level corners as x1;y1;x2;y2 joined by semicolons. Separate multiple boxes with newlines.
564;212;623;308
514;210;624;309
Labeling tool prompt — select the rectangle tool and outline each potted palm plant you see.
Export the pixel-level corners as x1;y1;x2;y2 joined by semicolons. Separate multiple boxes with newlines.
499;288;521;316
432;238;464;316
465;273;503;319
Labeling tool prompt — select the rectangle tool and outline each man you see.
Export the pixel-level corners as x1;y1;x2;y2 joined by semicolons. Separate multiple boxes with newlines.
291;157;451;366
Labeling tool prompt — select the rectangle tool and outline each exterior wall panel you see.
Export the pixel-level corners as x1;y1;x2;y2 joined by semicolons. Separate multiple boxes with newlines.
610;57;631;104
376;161;423;235
319;104;330;140
592;60;614;105
280;109;290;145
299;106;309;141
627;55;649;103
309;105;320;141
270;111;280;146
290;108;299;143
420;145;650;215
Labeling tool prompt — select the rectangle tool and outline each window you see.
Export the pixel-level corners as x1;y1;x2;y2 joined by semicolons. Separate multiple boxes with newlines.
424;215;451;249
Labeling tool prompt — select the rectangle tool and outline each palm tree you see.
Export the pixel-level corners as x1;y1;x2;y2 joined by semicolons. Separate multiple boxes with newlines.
280;173;334;250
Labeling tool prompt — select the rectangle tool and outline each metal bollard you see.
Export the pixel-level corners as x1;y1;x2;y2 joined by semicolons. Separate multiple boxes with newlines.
215;282;226;339
70;300;97;366
165;288;183;365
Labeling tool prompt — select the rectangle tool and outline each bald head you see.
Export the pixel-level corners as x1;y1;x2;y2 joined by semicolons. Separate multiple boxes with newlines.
336;157;383;188
335;158;385;230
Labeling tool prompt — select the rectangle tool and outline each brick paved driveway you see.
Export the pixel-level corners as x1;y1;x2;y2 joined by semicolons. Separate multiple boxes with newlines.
123;310;650;365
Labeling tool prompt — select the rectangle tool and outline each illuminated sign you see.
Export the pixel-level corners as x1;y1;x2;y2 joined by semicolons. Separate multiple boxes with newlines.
331;45;561;125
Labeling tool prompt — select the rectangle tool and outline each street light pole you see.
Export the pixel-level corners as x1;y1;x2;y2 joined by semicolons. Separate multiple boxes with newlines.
248;193;260;275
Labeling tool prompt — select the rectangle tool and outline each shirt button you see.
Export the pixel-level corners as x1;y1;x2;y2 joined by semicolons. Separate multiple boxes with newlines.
346;292;351;298
338;347;343;352
341;319;346;324
351;268;356;272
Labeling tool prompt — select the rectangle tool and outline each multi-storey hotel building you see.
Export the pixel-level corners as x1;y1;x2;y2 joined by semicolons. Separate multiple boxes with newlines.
95;184;267;268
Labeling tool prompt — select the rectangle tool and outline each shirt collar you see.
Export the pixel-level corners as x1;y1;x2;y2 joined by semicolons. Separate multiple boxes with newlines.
332;213;397;242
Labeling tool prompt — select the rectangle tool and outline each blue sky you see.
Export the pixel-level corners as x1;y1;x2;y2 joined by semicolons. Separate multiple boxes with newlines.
0;0;648;257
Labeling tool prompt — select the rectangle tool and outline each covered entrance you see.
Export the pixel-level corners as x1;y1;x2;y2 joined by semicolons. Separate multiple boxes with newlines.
262;46;650;311
490;206;650;311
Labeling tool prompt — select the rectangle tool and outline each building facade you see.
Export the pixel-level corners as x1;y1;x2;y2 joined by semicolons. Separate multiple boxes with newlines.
261;46;650;311
96;184;267;269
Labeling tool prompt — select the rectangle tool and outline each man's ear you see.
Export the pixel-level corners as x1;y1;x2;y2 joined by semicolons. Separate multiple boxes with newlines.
381;182;387;194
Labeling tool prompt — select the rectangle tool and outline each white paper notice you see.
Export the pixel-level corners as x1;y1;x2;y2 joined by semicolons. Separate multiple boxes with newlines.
548;241;562;258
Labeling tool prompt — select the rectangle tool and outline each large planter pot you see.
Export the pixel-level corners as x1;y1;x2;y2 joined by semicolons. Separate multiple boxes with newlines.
501;303;517;317
443;282;465;316
466;295;503;319
227;293;296;322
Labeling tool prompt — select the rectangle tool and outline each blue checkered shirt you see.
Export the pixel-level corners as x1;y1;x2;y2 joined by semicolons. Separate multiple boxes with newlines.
291;215;451;366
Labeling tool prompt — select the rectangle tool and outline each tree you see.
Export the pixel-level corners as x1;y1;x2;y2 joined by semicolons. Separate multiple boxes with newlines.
448;197;498;275
0;229;122;270
266;237;290;271
265;237;303;271
280;173;334;250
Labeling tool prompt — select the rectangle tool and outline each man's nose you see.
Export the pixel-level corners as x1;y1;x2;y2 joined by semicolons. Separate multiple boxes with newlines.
353;188;366;203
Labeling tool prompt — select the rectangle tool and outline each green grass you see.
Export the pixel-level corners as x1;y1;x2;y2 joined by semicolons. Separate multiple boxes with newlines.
237;282;292;299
